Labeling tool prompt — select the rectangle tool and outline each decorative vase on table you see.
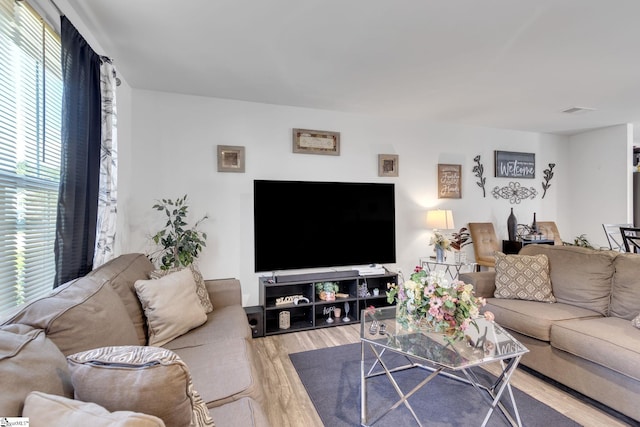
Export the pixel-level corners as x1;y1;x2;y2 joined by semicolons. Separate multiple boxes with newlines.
507;208;517;241
430;231;450;263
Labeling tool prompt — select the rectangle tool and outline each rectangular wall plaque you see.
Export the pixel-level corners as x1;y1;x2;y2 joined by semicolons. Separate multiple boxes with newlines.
494;151;535;178
438;164;461;199
292;128;340;155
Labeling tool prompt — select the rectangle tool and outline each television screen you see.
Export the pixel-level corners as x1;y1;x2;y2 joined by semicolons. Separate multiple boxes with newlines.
254;180;396;272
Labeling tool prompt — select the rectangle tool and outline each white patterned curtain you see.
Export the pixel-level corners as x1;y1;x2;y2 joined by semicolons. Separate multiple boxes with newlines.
93;59;118;267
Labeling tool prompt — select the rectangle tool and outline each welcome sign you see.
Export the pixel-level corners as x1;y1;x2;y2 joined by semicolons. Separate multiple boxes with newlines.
494;151;535;178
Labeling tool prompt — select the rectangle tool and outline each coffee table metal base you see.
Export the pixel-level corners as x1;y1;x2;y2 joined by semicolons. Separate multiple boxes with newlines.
360;342;524;427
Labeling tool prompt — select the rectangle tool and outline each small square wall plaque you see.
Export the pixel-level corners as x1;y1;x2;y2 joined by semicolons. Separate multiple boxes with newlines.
378;154;399;177
217;145;245;173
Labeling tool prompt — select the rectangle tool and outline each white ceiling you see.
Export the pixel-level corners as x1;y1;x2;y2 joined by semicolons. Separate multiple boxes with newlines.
66;0;640;136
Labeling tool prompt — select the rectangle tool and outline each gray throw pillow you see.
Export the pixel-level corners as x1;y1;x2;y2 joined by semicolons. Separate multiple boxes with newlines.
67;346;214;427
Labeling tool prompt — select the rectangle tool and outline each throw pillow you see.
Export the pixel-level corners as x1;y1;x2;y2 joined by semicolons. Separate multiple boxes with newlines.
67;346;214;427
633;314;640;329
23;391;166;427
3;275;140;356
494;252;556;302
0;324;73;416
148;265;213;313
135;268;208;346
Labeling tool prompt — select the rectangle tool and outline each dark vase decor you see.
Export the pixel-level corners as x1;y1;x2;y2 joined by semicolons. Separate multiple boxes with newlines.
507;208;517;241
531;212;538;234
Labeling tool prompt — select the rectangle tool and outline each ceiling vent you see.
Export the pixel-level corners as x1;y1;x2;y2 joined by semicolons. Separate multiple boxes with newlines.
562;106;596;115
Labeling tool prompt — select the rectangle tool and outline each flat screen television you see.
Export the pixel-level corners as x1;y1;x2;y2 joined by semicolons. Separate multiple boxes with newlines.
254;180;396;272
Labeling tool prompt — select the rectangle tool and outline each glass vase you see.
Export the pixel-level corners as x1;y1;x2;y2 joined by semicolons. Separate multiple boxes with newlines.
436;246;445;262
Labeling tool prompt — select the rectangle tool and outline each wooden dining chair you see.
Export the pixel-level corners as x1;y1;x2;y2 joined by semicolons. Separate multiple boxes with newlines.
468;222;500;268
603;223;633;251
620;226;640;253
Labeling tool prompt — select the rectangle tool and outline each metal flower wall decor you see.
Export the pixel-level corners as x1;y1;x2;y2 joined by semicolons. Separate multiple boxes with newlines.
541;163;555;199
472;155;487;198
492;182;537;204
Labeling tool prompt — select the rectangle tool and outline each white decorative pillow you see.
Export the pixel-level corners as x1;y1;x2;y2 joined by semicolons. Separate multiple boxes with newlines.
632;314;640;329
23;391;166;427
494;252;556;302
135;268;207;346
149;265;213;314
67;346;214;427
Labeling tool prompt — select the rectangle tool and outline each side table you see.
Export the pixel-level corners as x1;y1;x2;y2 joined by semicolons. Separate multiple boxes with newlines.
419;257;479;281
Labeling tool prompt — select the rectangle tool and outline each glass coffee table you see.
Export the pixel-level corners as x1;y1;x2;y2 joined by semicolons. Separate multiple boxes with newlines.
360;306;529;427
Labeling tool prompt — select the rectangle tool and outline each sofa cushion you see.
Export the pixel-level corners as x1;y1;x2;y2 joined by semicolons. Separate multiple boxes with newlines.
3;276;139;356
87;253;155;346
610;253;640;320
209;397;270;427
163;306;251;350
170;339;264;409
23;391;166;427
204;279;243;310
0;324;73;416
494;252;555;302
484;298;602;341
135;269;208;347
551;317;640;382
67;346;214;427
149;265;213;314
519;245;615;315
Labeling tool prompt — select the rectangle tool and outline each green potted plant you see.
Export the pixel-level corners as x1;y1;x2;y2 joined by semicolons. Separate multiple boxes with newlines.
315;282;339;301
564;234;595;249
150;195;208;270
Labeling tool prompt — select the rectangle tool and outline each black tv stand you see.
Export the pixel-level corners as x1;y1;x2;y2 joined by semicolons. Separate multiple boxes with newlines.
259;269;398;336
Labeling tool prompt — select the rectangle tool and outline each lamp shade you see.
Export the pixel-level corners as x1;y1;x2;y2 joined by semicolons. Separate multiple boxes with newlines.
426;210;455;230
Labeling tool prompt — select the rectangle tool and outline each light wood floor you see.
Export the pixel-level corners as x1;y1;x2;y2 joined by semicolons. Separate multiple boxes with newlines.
252;324;632;427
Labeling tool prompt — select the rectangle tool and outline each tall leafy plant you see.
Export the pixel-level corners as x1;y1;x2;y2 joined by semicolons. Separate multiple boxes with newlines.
151;195;208;270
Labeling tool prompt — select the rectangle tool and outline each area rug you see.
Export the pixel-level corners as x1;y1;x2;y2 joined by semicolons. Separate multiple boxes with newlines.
289;342;580;427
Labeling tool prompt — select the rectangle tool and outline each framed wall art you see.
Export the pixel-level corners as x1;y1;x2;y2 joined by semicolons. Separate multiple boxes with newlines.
292;128;340;155
378;154;399;177
438;164;461;198
494;150;535;178
217;145;245;173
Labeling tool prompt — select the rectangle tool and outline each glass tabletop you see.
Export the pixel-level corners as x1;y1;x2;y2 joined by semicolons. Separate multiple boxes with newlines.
360;306;528;370
419;257;476;267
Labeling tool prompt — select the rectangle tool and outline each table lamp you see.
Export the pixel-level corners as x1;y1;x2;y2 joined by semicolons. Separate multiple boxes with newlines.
426;209;455;232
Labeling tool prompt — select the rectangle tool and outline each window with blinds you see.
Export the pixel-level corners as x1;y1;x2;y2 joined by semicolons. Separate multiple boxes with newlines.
0;0;62;314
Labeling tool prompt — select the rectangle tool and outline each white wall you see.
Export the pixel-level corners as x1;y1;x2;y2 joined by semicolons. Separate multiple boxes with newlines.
40;1;634;306
120;90;567;305
565;124;634;249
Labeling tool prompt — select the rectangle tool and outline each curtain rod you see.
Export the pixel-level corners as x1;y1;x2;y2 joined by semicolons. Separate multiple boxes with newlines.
47;0;63;16
31;0;122;86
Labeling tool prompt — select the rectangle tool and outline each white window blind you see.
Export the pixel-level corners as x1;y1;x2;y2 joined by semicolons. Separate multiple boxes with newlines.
0;0;62;314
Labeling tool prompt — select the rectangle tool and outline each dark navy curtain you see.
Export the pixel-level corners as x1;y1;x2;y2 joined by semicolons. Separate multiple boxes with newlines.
54;16;101;287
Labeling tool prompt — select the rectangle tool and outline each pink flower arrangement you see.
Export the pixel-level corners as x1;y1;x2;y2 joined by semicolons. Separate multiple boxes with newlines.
387;266;493;342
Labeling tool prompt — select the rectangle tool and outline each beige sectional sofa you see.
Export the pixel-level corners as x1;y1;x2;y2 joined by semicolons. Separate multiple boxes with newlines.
460;244;640;422
0;253;270;427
